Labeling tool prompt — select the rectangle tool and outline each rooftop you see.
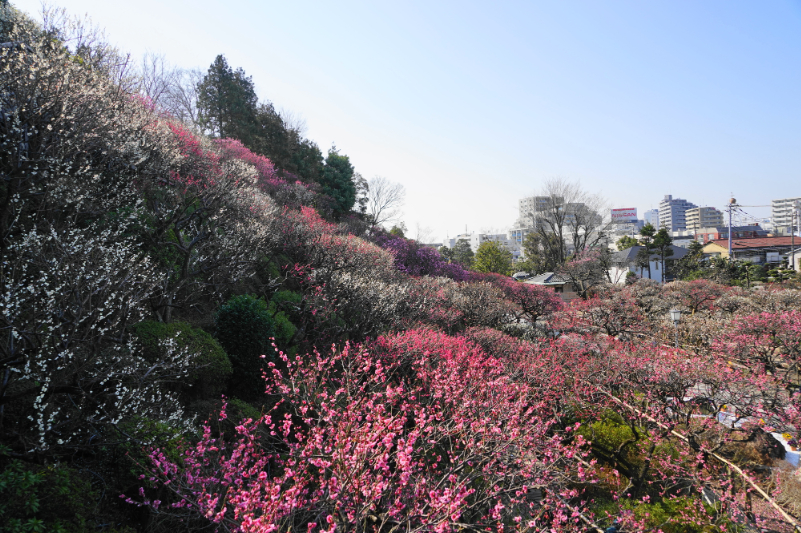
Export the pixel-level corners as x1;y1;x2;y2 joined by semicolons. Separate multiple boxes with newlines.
611;245;689;263
523;272;571;286
707;236;799;249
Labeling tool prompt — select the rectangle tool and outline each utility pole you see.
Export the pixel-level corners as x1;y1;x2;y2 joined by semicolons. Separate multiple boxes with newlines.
792;201;799;271
727;197;736;260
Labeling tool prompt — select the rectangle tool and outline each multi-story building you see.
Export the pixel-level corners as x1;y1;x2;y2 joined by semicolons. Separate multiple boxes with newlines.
643;209;659;230
658;195;697;232
685;206;724;233
515;194;604;261
609;220;644;241
442;233;472;249
694;225;768;244
759;218;774;233
444;232;513;255
668;230;696;249
771;197;801;229
468;233;508;253
508;226;534;246
518;196;557;227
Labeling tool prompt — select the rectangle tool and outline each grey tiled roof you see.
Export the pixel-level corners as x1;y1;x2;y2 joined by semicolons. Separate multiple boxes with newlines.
524;272;571;285
612;245;689;263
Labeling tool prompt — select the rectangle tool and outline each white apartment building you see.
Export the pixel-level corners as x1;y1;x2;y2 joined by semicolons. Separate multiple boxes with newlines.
685;206;724;233
772;197;801;229
518;196;556;226
508;225;534;246
659;195;697;232
668;229;696;249
643;209;659;230
469;233;509;253
517;196;596;236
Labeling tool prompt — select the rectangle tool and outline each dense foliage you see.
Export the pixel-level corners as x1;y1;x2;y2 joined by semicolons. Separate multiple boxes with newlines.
473;240;514;276
214;295;276;402
2;5;801;533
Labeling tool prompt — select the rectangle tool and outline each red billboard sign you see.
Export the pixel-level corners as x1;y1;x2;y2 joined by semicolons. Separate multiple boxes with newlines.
611;208;637;223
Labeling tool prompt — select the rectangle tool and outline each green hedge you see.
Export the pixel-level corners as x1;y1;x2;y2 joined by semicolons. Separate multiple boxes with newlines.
269;290;301;350
215;295;277;402
131;321;232;402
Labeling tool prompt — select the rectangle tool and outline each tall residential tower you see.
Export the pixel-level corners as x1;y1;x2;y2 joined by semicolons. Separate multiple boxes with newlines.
685;206;724;233
659;195;697;232
771;197;801;231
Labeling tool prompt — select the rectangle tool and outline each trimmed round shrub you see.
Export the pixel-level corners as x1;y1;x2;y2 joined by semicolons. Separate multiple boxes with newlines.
131;321;232;402
269;290;301;350
214;295;277;402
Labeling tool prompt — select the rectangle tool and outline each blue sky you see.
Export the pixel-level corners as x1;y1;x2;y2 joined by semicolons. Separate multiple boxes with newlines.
15;0;801;240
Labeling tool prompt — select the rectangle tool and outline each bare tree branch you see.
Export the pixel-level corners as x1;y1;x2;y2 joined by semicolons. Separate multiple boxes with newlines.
521;178;610;266
133;53;202;127
367;176;405;227
137;52;178;108
39;4;137;90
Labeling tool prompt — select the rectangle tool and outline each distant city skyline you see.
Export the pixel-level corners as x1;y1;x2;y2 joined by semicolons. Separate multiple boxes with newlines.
14;0;798;240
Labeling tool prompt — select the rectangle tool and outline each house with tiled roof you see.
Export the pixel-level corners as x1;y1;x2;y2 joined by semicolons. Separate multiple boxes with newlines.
608;245;689;284
523;272;580;302
702;236;799;264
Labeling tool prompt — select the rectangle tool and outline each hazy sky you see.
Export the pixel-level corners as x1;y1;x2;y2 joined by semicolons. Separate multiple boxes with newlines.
14;0;801;240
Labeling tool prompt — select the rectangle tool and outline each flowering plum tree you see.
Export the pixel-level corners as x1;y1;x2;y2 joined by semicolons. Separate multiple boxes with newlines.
713;310;801;389
471;272;564;336
137;331;592;532
662;279;727;315
560;289;644;339
0;225;195;454
0;15;200;455
558;249;609;299
140;122;280;322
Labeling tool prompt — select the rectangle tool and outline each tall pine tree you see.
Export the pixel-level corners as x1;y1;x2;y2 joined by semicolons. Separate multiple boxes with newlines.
197;55;258;141
636;223;657;279
320;146;356;218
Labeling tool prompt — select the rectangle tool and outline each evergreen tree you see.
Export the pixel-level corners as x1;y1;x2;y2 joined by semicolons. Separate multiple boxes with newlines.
252;102;292;168
320;146;357;218
518;232;560;274
451;238;475;268
652;228;674;283
636;223;657;279
251;103;325;184
616;235;639;250
197;55;258;141
674;240;705;280
289;138;325;183
215;295;276;403
389;223;407;237
196;57;328;188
